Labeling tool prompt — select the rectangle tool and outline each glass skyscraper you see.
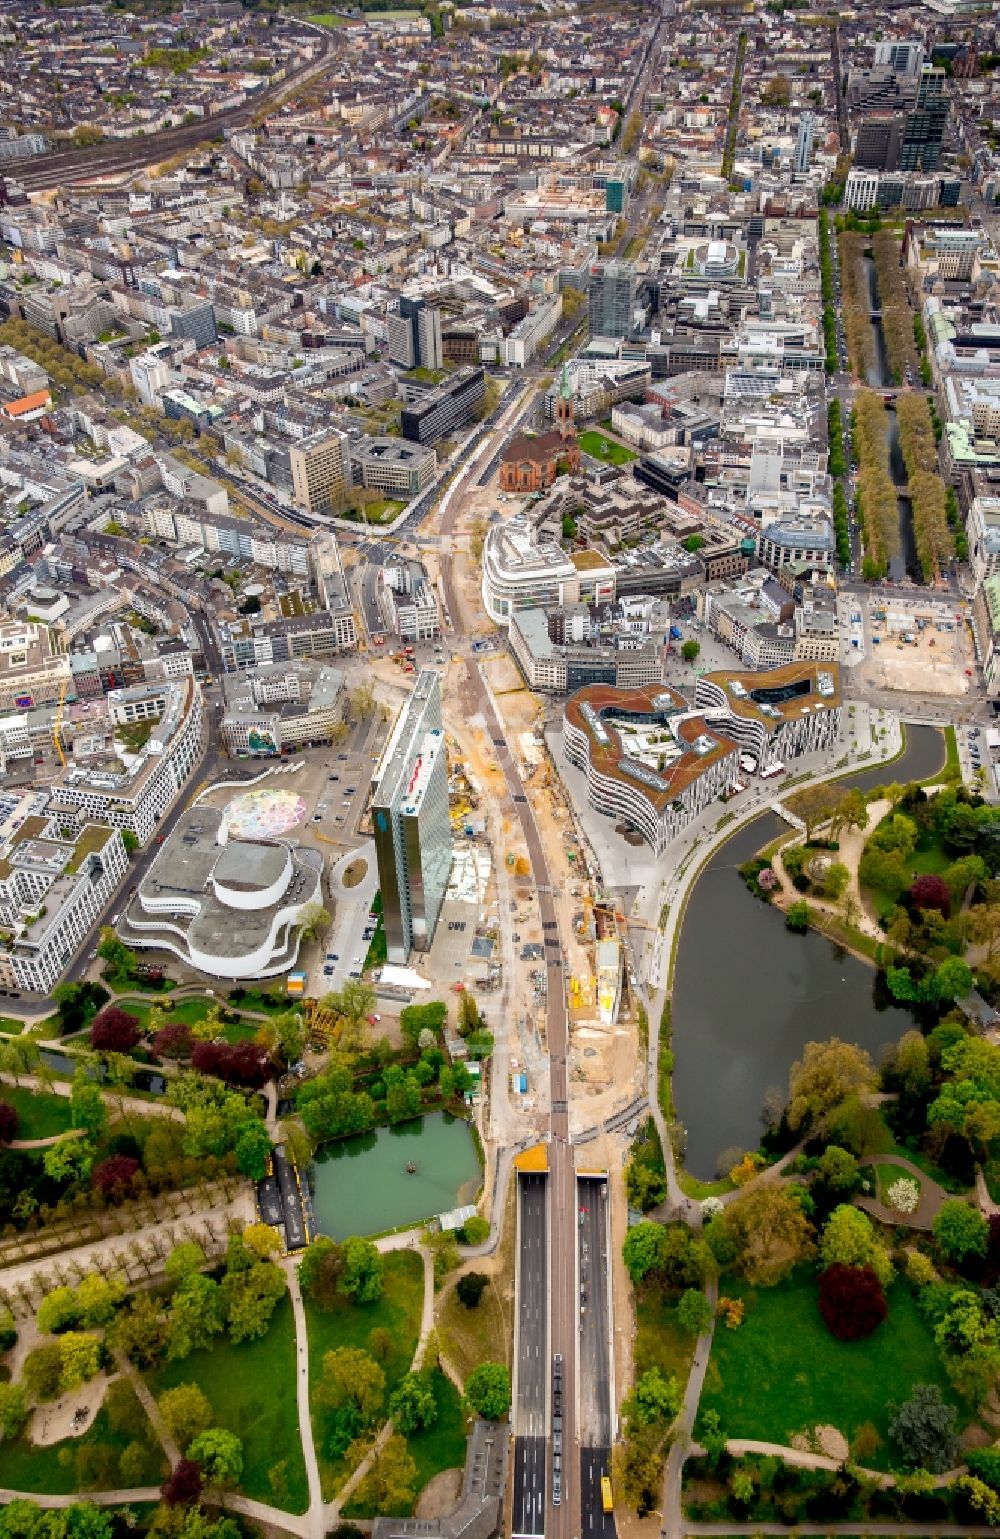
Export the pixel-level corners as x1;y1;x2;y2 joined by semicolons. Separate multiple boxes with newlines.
371;671;453;963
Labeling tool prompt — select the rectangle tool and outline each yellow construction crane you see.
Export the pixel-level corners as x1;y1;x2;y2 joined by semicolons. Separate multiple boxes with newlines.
52;679;68;767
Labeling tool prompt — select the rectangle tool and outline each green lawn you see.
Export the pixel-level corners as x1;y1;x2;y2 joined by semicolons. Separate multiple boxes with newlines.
940;724;960;779
869;1160;922;1208
861;811;951;915
635;1281;696;1386
578;430;636;465
305;1249;424;1498
344;1368;467;1518
0;1396;163;1494
0;1085;73;1140
341;500;405;527
677;1171;735;1200
907;842;951;878
229;989;289;1015
147;1295;309;1512
308;10;349;22
699;1269;965;1467
865;1111;969;1195
0;1016;26;1036
111;996;256;1044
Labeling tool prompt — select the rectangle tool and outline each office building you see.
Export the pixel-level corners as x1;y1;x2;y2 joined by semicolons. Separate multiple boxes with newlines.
794;112;815;173
873;40;924;76
220;662;345;756
169;302;217;348
387;296;443;372
0;620;71;711
400;366;485;446
351;438;437;497
482;516;616;624
855;115;904;171
588;262;637;340
901;65;948;171
290;428;353;515
371;672;452;964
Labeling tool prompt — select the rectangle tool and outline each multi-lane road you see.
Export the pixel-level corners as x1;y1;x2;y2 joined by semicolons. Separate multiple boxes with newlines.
437;389;619;1538
578;1176;616;1539
512;1172;548;1539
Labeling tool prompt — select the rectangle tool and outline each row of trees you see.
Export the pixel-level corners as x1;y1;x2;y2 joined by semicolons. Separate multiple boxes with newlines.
838;231;876;381
0;318;109;399
894;392;954;582
818;211;837;374
871;230;920;386
853;390;900;579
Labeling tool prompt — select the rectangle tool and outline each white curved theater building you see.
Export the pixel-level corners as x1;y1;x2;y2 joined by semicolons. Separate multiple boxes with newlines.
123;803;323;980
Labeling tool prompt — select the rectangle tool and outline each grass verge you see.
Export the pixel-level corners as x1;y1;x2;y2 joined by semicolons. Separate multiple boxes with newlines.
635;1280;696;1386
438;1172;514;1385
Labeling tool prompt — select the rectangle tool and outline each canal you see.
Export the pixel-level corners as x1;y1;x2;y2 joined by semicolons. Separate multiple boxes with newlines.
672;724;946;1179
863;252;920;584
309;1109;481;1240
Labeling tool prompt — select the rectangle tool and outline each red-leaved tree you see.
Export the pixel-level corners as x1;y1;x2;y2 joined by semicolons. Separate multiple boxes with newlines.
92;1154;141;1199
191;1039;270;1089
90;1005;141;1053
151;1023;193;1060
0;1100;18;1143
818;1262;888;1340
908;873;950;918
161;1459;204;1507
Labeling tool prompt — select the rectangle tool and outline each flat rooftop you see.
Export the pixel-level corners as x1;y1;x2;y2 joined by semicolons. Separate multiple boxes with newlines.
131;804;321;962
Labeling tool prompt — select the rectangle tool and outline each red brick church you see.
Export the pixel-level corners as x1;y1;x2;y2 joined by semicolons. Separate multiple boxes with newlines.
499;365;580;493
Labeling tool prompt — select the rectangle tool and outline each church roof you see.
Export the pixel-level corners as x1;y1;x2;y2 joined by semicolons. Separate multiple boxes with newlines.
502;429;570;465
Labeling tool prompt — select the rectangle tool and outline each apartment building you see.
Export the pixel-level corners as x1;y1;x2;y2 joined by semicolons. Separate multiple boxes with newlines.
52;677;206;845
0;820;129;995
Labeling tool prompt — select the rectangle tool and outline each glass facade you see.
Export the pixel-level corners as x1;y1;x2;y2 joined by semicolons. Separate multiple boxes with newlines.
371;673;453;963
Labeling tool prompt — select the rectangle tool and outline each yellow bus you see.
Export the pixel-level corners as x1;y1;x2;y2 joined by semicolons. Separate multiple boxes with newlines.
601;1476;613;1514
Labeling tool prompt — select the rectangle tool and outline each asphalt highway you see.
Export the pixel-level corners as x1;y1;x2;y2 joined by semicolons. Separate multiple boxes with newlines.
437;359;578;1539
578;1177;616;1539
512;1172;548;1538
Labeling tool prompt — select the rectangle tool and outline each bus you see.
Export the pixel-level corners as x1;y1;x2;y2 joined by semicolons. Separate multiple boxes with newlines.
601;1475;613;1514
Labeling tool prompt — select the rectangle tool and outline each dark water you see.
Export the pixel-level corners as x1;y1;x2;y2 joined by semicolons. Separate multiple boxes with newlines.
672;725;946;1178
862;253;920;583
310;1111;480;1239
39;1048;166;1096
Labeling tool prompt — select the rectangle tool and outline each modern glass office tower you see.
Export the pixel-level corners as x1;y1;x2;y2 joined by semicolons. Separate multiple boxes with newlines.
371;671;453;963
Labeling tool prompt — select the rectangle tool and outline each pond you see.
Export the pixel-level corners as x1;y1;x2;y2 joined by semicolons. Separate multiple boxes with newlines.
672;725;946;1179
309;1110;481;1239
38;1049;167;1097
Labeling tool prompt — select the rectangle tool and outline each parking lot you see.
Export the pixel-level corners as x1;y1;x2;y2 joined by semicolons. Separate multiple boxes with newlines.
425;897;480;978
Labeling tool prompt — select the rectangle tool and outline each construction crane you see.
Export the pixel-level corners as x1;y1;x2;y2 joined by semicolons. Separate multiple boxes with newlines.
52;678;68;767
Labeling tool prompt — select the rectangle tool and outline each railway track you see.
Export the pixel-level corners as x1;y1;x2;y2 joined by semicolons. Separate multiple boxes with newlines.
13;30;335;192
